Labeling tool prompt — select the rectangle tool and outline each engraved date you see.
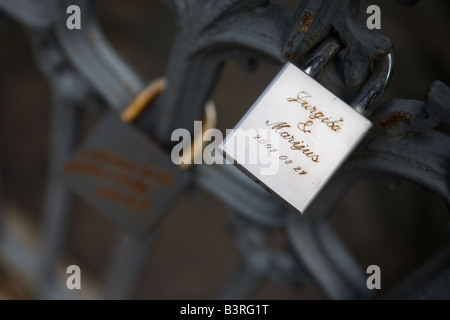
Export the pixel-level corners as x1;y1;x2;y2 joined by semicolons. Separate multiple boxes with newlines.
254;135;307;176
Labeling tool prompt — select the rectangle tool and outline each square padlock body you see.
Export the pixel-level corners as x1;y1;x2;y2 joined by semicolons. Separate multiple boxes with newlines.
61;112;190;237
219;63;372;214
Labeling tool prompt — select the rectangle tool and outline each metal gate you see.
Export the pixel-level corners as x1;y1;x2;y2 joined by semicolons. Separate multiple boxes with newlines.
0;0;449;299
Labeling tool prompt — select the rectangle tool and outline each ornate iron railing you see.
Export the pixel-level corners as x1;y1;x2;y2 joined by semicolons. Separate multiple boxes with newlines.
0;0;448;299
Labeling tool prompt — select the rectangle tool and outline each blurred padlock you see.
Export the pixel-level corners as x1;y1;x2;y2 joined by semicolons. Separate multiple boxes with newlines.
61;78;216;237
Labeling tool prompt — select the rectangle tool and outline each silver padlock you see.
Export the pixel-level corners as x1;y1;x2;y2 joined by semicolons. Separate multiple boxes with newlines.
219;36;393;214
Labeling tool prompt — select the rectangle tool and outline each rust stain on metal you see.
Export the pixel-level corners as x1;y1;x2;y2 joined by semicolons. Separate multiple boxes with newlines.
310;31;321;45
284;13;315;61
374;48;393;59
284;51;294;61
284;40;295;61
375;111;411;130
297;12;314;34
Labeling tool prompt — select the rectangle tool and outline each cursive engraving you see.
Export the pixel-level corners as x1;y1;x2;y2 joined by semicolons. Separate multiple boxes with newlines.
266;120;319;163
287;91;344;132
298;120;313;133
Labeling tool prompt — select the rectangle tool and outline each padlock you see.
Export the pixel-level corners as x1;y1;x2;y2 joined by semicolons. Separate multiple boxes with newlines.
218;36;393;214
61;78;216;237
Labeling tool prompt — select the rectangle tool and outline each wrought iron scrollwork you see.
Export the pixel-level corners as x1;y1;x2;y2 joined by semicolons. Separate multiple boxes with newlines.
0;0;448;299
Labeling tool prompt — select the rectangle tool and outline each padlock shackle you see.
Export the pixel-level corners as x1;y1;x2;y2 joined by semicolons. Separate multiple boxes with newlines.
352;52;394;115
303;35;343;78
302;34;394;116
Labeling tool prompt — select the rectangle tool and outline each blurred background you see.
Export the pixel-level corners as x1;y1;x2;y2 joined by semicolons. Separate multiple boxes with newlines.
0;0;449;299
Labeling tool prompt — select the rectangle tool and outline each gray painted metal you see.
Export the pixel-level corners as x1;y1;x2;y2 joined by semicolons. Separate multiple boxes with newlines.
0;0;447;299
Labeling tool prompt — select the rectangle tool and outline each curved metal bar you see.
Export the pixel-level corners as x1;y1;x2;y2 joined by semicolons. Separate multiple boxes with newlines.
353;53;395;115
0;0;56;29
53;0;144;110
287;83;450;298
196;164;287;227
0;0;447;301
142;1;294;142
